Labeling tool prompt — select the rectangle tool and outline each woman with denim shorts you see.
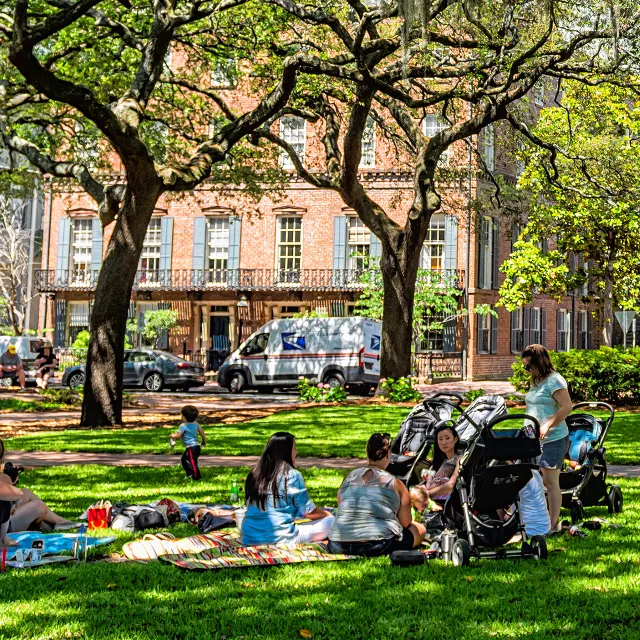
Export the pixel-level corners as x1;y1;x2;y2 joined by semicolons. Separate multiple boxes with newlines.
521;344;572;535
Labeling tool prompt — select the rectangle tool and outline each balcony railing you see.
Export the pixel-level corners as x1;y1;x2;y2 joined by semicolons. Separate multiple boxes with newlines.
35;268;466;293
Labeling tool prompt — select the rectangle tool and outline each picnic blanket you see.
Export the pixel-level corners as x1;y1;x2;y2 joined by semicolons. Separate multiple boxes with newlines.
123;530;356;570
5;532;116;560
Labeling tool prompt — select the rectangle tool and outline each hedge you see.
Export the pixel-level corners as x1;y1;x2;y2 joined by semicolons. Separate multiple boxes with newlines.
510;347;640;404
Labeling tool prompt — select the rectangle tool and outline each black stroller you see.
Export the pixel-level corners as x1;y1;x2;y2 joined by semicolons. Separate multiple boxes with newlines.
387;392;507;486
438;413;547;566
561;402;623;523
386;392;460;486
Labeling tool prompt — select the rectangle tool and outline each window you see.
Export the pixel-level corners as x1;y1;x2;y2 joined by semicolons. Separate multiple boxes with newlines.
207;217;230;284
360;118;376;168
277;216;302;281
418;312;446;352
578;310;588;349
477;313;491;354
534;82;545;107
422;115;449;166
530;307;541;344
478;216;495;289
240;333;269;356
210;58;237;89
68;301;90;343
421;214;446;270
139;218;161;280
557;309;571;352
279;116;306;168
511;309;524;354
483;124;495;171
347;216;370;271
71;219;93;284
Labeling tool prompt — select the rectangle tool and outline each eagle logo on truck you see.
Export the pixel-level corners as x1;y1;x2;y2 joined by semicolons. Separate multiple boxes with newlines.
282;333;306;351
370;335;381;351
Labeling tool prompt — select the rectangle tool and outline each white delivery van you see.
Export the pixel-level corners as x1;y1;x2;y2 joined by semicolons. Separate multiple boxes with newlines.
217;317;381;394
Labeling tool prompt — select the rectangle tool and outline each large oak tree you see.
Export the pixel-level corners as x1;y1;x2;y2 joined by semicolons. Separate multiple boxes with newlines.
1;0;310;425
261;0;640;377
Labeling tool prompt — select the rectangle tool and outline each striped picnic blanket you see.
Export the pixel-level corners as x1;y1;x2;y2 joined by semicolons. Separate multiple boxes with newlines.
153;530;356;570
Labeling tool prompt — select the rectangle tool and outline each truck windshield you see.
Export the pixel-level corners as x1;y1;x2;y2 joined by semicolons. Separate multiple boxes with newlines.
240;333;269;356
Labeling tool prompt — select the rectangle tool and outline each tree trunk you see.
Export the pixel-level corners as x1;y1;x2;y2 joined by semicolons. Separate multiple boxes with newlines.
601;250;615;348
379;243;420;379
80;178;160;426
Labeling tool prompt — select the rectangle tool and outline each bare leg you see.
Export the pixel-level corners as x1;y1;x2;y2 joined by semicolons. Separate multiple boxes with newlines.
408;521;427;548
541;468;562;530
14;489;71;527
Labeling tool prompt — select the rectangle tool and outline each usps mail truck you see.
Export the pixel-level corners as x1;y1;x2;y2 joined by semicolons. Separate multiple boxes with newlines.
218;317;382;394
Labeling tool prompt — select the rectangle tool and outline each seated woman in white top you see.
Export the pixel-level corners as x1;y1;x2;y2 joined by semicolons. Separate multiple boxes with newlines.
328;433;426;557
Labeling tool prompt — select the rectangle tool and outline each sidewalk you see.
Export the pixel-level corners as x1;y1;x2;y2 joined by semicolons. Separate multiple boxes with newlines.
5;450;639;477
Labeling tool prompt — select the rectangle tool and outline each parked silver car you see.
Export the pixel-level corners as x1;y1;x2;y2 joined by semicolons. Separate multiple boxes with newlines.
61;349;205;391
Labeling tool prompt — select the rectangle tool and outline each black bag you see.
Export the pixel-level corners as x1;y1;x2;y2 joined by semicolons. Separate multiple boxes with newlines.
197;513;235;534
390;550;426;566
111;505;168;533
3;462;24;485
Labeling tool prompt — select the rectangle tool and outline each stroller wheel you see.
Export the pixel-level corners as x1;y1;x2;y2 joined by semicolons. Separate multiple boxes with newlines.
570;501;584;524
451;539;471;567
529;535;548;561
607;485;623;514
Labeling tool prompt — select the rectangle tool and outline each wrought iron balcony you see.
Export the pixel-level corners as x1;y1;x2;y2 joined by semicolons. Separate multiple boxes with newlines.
35;268;466;294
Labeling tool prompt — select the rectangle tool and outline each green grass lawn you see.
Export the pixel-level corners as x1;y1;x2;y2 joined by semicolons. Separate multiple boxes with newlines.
4;404;640;465
0;397;75;412
0;465;638;640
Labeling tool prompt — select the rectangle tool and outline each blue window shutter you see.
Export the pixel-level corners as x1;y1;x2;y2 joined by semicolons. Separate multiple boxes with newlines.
160;217;174;272
476;315;484;354
91;218;102;275
478;218;486;289
54;300;67;347
369;231;382;259
444;215;458;272
443;316;457;352
491;219;500;290
541;309;547;347
333;216;347;270
332;216;346;285
192;217;207;271
228;216;241;269
56;218;71;281
490;309;498;354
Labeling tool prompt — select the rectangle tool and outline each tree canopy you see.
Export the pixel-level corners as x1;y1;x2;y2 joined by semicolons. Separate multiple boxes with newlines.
499;81;640;345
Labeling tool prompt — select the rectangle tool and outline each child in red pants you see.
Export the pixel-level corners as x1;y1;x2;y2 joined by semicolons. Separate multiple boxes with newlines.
170;405;207;480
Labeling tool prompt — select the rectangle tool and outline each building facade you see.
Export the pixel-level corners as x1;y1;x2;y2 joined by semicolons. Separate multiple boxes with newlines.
35;89;595;380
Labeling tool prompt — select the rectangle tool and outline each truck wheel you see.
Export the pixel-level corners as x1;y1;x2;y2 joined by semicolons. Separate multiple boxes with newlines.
324;373;345;389
228;372;246;394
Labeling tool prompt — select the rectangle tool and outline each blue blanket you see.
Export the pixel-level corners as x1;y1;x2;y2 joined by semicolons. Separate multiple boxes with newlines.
6;532;116;560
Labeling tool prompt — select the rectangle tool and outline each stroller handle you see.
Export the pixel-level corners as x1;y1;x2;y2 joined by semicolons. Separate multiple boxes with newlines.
571;401;614;423
488;413;541;439
424;391;464;406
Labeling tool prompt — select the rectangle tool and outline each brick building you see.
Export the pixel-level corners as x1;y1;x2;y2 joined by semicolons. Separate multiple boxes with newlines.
34;82;595;380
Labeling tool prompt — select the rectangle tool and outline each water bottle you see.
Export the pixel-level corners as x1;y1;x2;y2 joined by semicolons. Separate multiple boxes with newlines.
169;438;176;451
230;481;239;504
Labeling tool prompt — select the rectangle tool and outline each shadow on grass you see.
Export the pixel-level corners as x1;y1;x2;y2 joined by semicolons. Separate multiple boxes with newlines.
0;470;638;639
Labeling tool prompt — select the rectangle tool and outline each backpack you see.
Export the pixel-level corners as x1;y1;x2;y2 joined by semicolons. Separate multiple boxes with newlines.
111;506;168;533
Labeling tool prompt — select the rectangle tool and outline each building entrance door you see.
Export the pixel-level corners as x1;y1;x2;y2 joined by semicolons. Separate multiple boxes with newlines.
209;315;230;371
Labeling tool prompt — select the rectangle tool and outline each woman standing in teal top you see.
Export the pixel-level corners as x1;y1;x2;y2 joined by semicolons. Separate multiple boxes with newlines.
522;344;572;534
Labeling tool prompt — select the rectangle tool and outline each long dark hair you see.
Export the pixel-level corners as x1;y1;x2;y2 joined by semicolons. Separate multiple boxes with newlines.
366;433;391;461
432;425;460;471
521;344;554;385
245;432;295;511
0;438;4;463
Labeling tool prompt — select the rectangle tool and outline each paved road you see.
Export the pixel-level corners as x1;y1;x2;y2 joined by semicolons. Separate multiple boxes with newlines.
4;450;639;477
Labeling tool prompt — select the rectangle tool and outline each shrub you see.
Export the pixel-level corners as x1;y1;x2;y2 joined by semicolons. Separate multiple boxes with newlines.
40;387;82;406
510;347;640;404
380;377;423;403
297;378;347;403
463;388;485;403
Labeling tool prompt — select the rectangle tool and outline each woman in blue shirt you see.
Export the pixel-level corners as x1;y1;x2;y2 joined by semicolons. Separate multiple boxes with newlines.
241;432;334;545
522;344;572;535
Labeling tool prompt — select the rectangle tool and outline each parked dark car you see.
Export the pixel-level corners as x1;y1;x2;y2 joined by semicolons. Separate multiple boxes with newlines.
61;349;205;391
